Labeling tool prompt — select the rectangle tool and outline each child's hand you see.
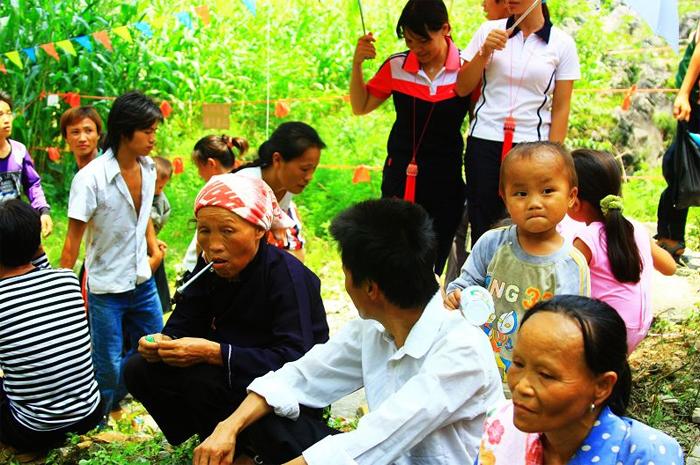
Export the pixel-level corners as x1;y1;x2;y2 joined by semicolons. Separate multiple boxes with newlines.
40;214;52;237
444;290;462;310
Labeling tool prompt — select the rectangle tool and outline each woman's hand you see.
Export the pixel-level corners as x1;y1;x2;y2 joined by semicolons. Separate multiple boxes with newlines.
480;29;508;56
138;333;172;363
673;91;692;122
157;337;222;367
353;33;376;66
40;214;53;238
193;419;238;465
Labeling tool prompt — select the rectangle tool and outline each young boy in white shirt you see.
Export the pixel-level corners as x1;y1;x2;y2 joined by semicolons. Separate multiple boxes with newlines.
60;91;164;419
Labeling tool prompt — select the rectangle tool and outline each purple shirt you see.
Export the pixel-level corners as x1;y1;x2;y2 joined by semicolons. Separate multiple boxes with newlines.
0;139;50;213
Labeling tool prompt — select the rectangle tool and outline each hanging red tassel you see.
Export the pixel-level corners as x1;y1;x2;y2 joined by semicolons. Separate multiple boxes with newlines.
403;161;418;203
501;115;516;161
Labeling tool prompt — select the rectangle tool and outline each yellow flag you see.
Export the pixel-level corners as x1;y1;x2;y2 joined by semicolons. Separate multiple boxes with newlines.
112;26;132;43
5;51;22;69
56;40;77;56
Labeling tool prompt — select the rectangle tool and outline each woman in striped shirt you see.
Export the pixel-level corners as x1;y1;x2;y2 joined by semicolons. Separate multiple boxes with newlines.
0;199;102;451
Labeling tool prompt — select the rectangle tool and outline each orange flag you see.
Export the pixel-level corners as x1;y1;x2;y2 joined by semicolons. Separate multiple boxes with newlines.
352;165;371;184
93;30;113;51
47;147;61;162
173;157;184;174
274;100;290;118
195;5;211;25
40;43;60;61
0;61;5;74
160;100;173;118
621;84;637;111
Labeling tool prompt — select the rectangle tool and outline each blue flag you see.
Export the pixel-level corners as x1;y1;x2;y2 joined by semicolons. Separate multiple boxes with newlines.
22;47;36;63
176;12;193;29
74;36;93;52
134;22;154;38
242;0;256;15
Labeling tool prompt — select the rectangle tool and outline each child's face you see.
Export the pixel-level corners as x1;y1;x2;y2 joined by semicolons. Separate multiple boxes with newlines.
0;101;13;140
155;174;170;195
501;152;577;235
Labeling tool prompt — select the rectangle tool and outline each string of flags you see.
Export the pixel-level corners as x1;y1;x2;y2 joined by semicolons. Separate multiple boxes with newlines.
0;5;213;73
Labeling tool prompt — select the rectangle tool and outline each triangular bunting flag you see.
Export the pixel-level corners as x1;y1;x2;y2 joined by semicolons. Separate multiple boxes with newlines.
352;165;371;184
175;12;193;29
5;51;22;69
195;5;211;25
134;22;154;38
159;100;173;118
274;100;290;118
112;26;132;43
92;30;113;51
241;0;256;15
40;43;60;61
0;61;6;74
173;157;184;174
56;40;77;56
74;35;93;52
62;92;81;108
47;147;61;162
22;47;37;63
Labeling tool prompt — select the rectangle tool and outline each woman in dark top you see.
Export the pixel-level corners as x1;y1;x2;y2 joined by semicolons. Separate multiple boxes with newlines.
350;0;469;274
124;173;328;446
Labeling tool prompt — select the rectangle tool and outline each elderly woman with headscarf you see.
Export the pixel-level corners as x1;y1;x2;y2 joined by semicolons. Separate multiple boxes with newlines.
124;173;329;446
475;295;683;465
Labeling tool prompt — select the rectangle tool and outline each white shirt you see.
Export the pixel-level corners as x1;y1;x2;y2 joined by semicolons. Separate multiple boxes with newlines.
248;293;504;465
68;150;156;294
465;18;580;142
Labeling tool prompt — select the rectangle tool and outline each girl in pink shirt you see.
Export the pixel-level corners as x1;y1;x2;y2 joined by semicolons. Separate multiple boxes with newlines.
568;149;676;353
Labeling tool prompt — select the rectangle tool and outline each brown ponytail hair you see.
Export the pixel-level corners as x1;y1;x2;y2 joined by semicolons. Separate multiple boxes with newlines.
192;134;249;171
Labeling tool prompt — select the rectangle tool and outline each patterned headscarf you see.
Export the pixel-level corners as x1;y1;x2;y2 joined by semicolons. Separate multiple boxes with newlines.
194;173;294;231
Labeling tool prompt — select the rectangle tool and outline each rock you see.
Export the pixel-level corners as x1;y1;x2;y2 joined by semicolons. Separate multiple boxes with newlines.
658;394;679;404
688;458;700;465
692;407;700;424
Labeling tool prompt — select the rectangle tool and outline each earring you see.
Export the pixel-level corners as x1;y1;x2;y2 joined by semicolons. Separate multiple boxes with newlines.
590;403;596;412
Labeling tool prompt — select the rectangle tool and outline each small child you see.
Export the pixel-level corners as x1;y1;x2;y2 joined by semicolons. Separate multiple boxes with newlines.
0;90;52;269
151;156;173;313
445;142;590;374
568;149;676;353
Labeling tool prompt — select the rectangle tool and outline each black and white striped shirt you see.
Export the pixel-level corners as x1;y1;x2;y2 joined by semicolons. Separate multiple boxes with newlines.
0;268;100;431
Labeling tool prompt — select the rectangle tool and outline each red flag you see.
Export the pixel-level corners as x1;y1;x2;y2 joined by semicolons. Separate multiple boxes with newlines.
274;100;290;118
62;92;81;108
173;157;184;174
47;147;61;162
195;5;211;25
352;165;371;184
92;30;113;52
621;84;637;111
40;43;60;61
160;100;173;118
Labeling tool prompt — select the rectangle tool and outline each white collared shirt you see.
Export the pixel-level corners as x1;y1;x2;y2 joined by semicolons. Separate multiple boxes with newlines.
465;18;580;142
248;293;504;465
68;149;156;294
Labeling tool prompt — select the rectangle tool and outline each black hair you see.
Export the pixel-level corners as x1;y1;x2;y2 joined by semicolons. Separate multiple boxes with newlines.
396;0;449;40
0;90;13;110
499;141;578;194
103;91;163;154
329;198;438;309
192;134;249;170
0;200;41;268
521;295;632;416
572;149;642;283
235;122;325;171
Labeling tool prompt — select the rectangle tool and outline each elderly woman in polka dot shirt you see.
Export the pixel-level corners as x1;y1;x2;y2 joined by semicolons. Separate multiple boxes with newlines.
476;295;683;465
